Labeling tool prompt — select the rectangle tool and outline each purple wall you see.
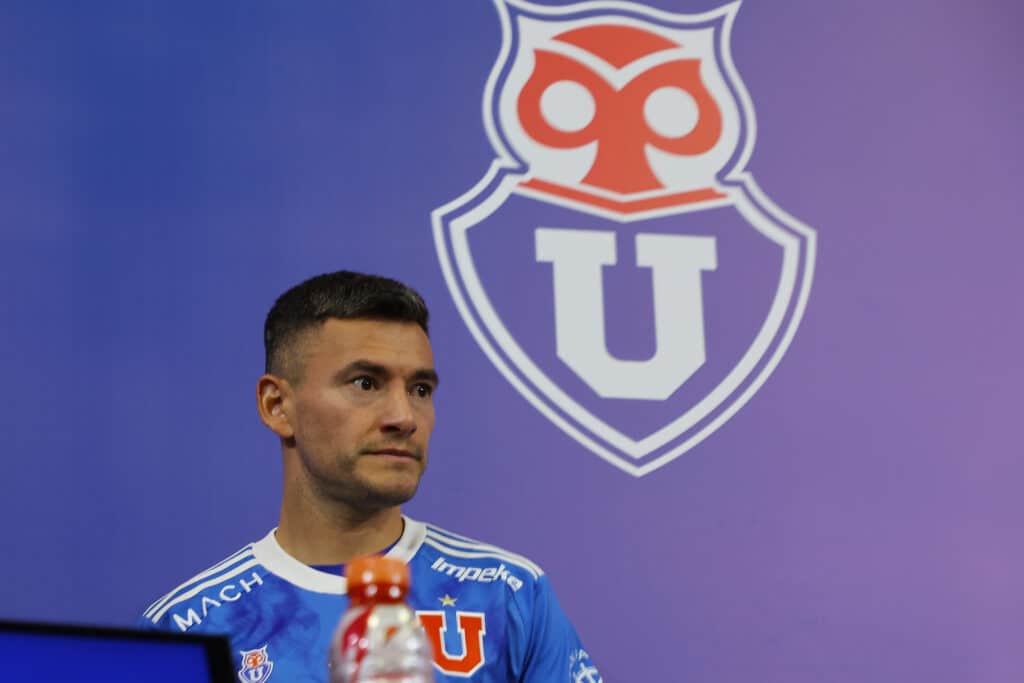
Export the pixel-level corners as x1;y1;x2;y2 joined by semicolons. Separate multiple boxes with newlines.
3;1;1023;681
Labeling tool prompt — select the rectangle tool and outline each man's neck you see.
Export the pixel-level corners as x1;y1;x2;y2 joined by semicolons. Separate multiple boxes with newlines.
275;497;405;566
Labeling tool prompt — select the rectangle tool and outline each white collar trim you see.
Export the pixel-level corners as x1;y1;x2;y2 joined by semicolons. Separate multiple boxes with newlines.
251;516;427;595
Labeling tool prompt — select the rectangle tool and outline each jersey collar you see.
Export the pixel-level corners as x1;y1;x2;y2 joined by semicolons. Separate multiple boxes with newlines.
251;516;427;594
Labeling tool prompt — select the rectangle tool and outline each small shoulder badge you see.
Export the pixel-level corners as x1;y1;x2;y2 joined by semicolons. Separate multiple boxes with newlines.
571;648;602;683
237;645;274;683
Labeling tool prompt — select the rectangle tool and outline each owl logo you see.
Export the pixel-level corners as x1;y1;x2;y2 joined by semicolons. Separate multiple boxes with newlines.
433;0;816;476
237;645;273;683
495;6;741;215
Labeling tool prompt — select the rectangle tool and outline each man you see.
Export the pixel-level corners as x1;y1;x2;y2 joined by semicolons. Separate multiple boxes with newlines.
138;271;601;683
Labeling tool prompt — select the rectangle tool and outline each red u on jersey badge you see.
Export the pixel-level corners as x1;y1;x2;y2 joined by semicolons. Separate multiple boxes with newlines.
418;611;487;676
432;0;816;476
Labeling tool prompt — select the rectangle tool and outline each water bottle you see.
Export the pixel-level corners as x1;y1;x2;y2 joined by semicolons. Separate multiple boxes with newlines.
329;555;435;683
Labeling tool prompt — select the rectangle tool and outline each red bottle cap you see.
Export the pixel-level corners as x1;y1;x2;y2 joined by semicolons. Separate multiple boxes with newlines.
345;556;409;604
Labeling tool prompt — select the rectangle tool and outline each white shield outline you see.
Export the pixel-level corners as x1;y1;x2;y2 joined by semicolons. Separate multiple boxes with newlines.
432;0;816;476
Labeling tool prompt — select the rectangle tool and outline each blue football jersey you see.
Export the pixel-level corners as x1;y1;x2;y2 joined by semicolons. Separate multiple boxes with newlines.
138;518;601;682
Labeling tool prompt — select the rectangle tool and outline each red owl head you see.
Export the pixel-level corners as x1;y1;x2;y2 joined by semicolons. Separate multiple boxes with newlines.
492;6;746;215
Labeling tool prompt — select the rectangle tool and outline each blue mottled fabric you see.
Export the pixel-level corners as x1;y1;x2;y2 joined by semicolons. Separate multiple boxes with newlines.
137;518;600;683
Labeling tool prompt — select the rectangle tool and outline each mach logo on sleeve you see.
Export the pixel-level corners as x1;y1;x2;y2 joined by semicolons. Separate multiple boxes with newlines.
433;0;816;476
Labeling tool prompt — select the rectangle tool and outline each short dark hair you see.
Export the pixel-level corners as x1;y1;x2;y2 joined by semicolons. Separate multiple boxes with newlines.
264;271;430;378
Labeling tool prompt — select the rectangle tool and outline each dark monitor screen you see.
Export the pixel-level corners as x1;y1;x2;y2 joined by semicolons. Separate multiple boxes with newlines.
0;621;234;682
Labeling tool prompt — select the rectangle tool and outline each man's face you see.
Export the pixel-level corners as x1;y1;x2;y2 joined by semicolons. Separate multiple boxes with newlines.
283;318;437;512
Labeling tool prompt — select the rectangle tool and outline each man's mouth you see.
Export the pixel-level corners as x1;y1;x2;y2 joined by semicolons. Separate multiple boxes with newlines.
364;448;420;460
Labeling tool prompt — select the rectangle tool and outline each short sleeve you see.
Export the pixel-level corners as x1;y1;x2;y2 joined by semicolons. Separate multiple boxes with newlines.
520;576;602;683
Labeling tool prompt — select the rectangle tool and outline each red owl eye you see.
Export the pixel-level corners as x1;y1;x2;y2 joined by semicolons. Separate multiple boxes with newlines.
644;86;700;139
540;80;596;133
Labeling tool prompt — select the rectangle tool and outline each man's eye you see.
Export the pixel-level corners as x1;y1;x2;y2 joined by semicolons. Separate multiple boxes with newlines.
412;383;433;398
352;377;376;391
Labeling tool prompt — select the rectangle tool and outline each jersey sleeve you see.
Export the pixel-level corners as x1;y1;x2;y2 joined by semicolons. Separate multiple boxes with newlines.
515;575;602;683
134;602;179;632
134;612;162;631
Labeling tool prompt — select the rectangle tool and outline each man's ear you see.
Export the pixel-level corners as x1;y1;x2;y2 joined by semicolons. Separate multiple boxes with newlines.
257;374;295;439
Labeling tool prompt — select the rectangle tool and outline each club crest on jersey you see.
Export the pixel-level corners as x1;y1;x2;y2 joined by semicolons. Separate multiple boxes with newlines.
418;610;488;676
571;648;603;683
237;645;273;683
432;0;816;476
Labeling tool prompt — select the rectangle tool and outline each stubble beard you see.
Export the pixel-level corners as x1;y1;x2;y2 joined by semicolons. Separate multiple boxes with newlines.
314;449;426;514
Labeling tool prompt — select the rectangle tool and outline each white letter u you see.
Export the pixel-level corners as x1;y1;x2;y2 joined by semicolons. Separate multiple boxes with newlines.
535;228;717;400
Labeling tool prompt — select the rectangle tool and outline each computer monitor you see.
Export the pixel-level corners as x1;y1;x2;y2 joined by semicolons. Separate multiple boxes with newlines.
0;620;235;682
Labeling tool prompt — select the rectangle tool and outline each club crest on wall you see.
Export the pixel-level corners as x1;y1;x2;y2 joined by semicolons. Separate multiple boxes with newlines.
432;0;816;476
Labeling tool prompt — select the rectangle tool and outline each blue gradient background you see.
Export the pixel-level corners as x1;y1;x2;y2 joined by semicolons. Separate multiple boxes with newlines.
3;1;1022;681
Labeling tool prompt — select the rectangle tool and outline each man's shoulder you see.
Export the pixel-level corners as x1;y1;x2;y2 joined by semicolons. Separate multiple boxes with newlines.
410;520;546;595
138;537;267;632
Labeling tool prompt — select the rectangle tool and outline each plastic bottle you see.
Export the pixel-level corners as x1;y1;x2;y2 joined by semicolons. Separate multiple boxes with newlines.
328;556;435;683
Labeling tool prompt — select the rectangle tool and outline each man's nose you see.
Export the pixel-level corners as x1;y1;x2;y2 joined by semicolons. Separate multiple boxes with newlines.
379;386;417;436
